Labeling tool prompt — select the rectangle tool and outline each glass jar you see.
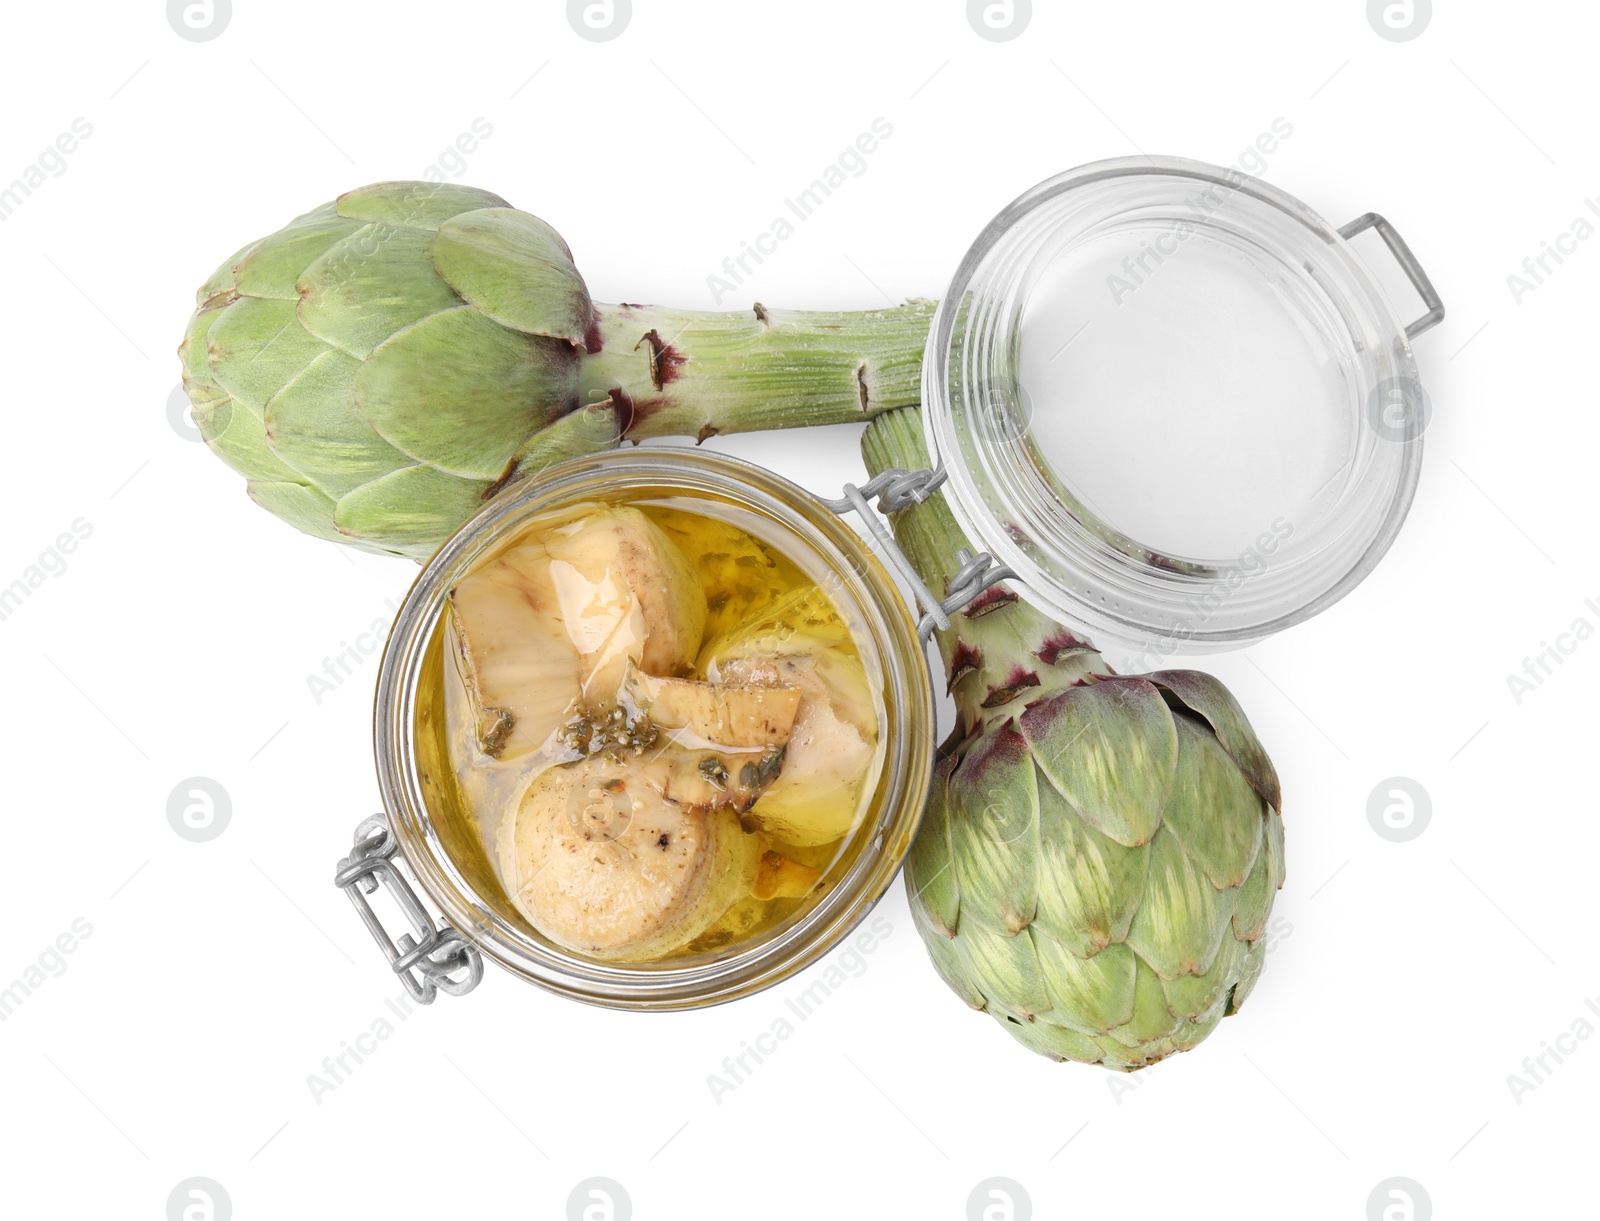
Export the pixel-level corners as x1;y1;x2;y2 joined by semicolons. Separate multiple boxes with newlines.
924;156;1442;660
337;156;1442;1009
364;448;933;1010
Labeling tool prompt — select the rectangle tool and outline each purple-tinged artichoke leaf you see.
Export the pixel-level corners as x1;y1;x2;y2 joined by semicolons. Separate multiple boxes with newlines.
1019;678;1177;848
947;723;1039;934
1160;716;1265;891
1150;669;1281;812
905;759;961;937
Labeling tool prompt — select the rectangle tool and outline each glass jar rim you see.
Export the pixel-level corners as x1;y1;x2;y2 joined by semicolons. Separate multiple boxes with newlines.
372;446;934;1010
922;155;1430;657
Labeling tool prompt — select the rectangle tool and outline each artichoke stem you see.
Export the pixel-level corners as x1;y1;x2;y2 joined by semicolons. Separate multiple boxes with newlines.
580;300;937;441
861;408;1111;736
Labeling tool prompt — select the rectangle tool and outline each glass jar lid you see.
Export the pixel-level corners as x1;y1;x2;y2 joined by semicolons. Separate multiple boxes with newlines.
923;156;1442;659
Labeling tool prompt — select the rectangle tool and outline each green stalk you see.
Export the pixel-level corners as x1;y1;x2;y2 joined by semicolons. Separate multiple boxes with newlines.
860;407;1111;741
581;301;937;442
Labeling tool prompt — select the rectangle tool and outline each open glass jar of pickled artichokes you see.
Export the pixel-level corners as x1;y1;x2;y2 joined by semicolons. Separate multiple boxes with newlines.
335;155;1443;1009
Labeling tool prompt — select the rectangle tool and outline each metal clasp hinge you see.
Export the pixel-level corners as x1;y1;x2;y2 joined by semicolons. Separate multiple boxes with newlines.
334;815;484;1004
821;465;1016;641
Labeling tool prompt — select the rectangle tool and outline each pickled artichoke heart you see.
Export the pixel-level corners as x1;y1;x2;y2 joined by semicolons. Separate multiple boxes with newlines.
612;664;799;813
542;506;708;702
179;181;937;560
448;534;579;761
701;628;880;847
862;407;1285;1071
501;757;761;961
449;505;705;760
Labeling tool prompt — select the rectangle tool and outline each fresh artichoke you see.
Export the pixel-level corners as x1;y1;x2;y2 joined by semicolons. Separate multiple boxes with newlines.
179;181;934;560
862;409;1285;1070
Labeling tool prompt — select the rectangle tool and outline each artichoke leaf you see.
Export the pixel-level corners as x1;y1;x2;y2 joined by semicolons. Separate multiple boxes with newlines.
179;299;231;399
1124;827;1239;980
355;305;577;479
905;757;961;937
1159;924;1248;1020
333;464;493;557
196;238;259;306
951;919;1052;1023
234;213;364;301
264;349;412;498
296;223;465;360
1031;936;1138;1036
1159;716;1265;891
246;480;400;557
336;181;512;230
947;723;1039;934
1019;678;1177;849
1106;956;1184;1048
1226;940;1268;1014
435;207;593;344
197;396;311;484
1004;1013;1109;1065
206;295;334;417
502;402;623;482
910;898;986;1010
1031;769;1149;957
1232;807;1284;942
1151;670;1282;812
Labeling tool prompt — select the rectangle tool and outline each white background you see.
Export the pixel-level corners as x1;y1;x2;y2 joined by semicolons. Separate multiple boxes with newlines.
1;1;1593;1218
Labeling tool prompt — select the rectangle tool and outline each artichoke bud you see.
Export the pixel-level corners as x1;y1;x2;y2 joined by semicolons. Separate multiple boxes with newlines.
179;182;602;560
